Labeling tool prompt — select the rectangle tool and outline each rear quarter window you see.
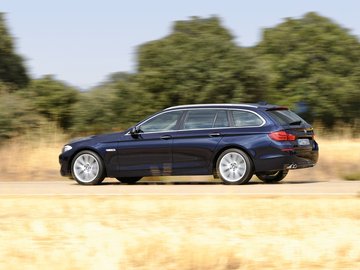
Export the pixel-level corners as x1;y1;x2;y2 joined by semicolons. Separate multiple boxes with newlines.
231;110;264;127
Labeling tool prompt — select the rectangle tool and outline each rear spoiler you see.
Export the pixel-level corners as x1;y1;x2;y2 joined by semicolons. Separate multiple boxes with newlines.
266;106;289;111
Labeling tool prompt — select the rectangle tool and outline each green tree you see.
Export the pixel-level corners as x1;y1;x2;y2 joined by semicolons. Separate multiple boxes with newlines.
110;73;154;127
137;16;267;110
256;12;360;127
21;76;79;130
71;85;118;134
0;83;43;139
0;13;29;89
72;73;151;133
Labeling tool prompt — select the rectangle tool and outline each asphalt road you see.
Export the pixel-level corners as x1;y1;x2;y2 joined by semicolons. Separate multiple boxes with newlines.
0;180;359;196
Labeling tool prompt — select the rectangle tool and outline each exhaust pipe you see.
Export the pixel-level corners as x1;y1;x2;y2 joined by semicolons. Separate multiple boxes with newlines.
286;163;298;169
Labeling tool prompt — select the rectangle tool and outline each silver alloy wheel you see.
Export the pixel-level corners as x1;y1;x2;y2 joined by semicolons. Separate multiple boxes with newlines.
219;152;247;182
73;153;100;183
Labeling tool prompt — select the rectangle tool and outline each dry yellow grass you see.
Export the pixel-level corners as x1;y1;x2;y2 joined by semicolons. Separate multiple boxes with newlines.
0;132;359;181
289;137;360;181
0;196;359;269
0;131;66;181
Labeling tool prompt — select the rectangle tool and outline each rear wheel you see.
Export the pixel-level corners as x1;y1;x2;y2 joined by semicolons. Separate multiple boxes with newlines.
256;170;288;183
216;148;253;185
71;151;105;185
116;177;142;184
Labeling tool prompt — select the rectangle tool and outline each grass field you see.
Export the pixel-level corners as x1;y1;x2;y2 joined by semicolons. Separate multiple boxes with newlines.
0;133;359;181
0;196;359;269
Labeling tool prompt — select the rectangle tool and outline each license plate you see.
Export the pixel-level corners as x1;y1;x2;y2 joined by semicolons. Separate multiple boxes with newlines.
297;138;310;146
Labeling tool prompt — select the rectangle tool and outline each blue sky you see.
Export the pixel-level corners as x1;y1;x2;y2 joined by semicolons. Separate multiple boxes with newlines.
1;0;360;89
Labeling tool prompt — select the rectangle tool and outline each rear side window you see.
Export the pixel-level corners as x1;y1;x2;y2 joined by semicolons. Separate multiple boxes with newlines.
267;110;306;126
183;110;229;129
214;111;229;128
231;110;264;127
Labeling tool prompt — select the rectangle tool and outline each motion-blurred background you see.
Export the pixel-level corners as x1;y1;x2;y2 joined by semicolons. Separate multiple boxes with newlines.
0;1;359;181
1;3;360;270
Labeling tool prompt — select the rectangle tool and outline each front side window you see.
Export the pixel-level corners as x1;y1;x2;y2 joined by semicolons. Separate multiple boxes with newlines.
139;111;182;133
183;110;229;130
231;110;264;127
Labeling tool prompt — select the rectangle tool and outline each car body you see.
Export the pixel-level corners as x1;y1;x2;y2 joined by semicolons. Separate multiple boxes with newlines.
59;103;319;185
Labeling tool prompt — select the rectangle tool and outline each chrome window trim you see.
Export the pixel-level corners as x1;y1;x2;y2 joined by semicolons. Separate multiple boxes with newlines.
125;108;266;136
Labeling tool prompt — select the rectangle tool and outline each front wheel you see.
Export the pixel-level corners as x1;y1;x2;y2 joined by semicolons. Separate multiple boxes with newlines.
256;170;288;183
216;148;253;185
116;177;142;184
71;151;105;185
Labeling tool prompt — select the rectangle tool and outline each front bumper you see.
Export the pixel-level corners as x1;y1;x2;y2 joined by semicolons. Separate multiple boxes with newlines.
59;153;71;177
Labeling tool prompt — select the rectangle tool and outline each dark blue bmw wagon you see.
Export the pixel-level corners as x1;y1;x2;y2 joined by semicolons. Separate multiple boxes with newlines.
59;104;319;185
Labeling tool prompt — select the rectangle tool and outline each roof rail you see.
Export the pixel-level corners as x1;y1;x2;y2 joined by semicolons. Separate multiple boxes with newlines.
165;103;258;110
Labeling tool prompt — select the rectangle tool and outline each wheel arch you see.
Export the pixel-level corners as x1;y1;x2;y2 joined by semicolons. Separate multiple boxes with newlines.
68;147;107;176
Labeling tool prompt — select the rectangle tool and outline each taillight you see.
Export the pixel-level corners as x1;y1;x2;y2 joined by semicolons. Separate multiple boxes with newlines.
269;131;296;141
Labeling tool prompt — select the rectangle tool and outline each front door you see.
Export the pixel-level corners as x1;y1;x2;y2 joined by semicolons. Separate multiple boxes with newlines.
115;110;183;177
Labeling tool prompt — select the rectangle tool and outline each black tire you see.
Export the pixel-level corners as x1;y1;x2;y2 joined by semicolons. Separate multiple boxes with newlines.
216;148;253;185
116;177;142;184
256;170;288;183
71;150;105;185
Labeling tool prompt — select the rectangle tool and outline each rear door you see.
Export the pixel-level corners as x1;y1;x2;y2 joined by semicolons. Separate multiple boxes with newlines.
171;109;229;175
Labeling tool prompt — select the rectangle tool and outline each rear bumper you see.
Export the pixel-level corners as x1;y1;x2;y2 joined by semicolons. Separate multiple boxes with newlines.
254;140;319;172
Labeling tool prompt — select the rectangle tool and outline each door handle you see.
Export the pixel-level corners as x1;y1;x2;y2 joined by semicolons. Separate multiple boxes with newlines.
160;135;172;140
209;132;221;137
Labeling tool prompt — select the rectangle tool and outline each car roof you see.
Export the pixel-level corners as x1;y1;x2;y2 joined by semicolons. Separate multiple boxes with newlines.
164;103;285;111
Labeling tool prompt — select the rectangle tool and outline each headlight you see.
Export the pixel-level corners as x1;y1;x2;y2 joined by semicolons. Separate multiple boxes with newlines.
62;145;73;153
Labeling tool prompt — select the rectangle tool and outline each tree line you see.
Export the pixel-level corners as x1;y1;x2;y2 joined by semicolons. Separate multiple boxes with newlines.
0;12;359;139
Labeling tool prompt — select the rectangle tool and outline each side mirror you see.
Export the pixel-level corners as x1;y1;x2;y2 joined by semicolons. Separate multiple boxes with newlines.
130;126;141;137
